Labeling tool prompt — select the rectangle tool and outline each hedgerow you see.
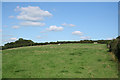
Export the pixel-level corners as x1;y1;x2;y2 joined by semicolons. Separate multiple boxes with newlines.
108;36;120;62
2;38;111;50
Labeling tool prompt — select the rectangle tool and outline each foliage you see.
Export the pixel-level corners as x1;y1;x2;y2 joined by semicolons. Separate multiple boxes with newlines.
108;36;120;62
2;38;111;50
2;38;34;50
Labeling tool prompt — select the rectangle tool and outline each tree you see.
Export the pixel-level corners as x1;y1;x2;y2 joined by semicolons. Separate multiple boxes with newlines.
2;38;34;50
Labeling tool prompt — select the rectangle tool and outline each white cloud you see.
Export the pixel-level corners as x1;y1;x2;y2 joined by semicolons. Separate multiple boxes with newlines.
47;25;63;31
72;31;83;36
69;24;76;27
9;16;14;18
20;21;45;26
12;25;20;29
3;38;17;43
80;36;91;40
14;6;52;27
106;38;114;40
15;6;52;21
62;23;75;27
10;38;17;41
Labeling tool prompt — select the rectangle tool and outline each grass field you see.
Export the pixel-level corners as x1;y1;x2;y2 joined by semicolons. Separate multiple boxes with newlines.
2;43;118;78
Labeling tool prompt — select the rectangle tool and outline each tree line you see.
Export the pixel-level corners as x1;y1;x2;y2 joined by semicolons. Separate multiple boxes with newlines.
1;38;111;50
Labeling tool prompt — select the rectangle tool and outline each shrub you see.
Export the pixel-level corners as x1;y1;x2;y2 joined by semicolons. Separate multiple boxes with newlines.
2;38;34;50
108;36;120;62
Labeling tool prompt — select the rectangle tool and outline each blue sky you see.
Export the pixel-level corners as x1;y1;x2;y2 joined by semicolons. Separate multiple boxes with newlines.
2;2;118;45
1;0;120;2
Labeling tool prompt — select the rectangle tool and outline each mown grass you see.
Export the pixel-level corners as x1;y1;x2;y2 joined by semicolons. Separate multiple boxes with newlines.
2;43;118;78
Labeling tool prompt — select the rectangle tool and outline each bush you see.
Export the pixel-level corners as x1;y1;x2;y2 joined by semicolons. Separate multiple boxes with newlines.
108;36;120;62
2;38;34;50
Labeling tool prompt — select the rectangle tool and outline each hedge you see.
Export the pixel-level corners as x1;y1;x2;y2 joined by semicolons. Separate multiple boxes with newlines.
108;36;120;62
2;38;111;50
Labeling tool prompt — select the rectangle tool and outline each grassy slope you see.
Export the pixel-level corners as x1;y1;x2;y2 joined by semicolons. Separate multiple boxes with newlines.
2;44;118;78
0;51;2;79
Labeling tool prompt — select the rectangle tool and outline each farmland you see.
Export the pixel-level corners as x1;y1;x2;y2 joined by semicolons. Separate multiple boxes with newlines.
2;43;118;78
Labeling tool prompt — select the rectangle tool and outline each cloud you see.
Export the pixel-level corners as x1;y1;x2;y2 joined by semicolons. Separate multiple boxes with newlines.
9;16;14;18
47;25;63;31
72;31;83;36
15;6;52;21
20;21;45;26
10;38;17;41
80;36;91;40
12;25;20;29
3;38;17;43
14;6;52;27
62;23;75;27
106;38;114;40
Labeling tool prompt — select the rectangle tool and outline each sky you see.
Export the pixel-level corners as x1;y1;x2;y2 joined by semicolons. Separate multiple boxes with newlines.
2;2;118;45
1;0;120;2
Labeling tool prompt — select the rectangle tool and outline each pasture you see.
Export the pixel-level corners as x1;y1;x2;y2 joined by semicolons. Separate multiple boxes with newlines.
2;43;118;78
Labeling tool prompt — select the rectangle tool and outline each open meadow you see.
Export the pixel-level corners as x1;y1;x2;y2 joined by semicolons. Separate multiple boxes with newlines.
2;43;118;78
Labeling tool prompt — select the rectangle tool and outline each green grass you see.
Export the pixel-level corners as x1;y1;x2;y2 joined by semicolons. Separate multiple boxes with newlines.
2;43;118;78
